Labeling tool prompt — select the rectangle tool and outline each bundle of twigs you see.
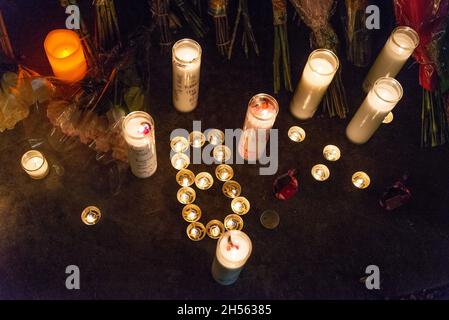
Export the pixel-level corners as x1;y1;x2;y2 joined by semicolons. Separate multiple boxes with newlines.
150;0;173;53
174;0;207;38
94;0;121;52
228;0;259;60
345;0;371;67
272;0;292;93
0;11;14;59
192;0;203;16
208;0;230;56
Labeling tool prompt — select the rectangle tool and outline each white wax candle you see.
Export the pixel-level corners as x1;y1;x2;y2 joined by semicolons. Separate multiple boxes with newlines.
212;230;252;286
363;26;419;92
21;150;50;180
290;49;339;120
346;77;403;144
122;111;157;178
172;39;202;112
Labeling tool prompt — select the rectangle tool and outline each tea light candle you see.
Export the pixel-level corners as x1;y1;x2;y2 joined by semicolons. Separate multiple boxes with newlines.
206;220;225;239
288;126;306;143
176;169;195;187
222;180;242;199
189;131;206;148
21;150;50;180
187;222;206;241
383;112;394;124
231;197;250;215
44;29;87;83
182;204;202;222
346;77;403;144
213;145;231;163
171;153;190;170
311;164;330;182
122;111;158;178
224;214;244;231
352;172;371;189
323;145;341;162
238;94;279;161
170;136;190;153
363;26;419;92
207;129;225;145
195;172;214;190
81;206;102;226
172;39;202;112
177;187;196;205
290;49;339;120
215;164;234;182
211;230;252;285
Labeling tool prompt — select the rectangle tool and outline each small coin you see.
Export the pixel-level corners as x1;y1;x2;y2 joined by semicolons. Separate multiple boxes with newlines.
260;210;280;230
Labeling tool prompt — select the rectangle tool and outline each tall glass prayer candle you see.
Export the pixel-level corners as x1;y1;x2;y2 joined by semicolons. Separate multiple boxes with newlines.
44;29;87;83
238;94;279;161
212;230;252;286
21;150;50;180
122;111;157;178
363;26;419;92
172;39;202;112
290;49;339;120
346;77;403;144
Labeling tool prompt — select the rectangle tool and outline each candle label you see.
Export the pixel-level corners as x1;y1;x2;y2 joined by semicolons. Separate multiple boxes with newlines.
173;69;200;110
127;142;157;178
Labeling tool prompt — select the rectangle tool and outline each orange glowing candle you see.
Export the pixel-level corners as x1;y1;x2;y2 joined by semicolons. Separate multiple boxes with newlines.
44;29;87;83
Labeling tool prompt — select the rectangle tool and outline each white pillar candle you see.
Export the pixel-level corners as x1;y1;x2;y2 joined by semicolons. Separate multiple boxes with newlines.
21;150;50;180
363;26;419;92
290;49;339;120
122;111;157;178
238;94;279;161
212;230;252;286
172;39;202;112
346;77;403;144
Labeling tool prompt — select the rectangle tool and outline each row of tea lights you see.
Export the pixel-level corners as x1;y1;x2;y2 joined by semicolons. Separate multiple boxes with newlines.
287;127;371;189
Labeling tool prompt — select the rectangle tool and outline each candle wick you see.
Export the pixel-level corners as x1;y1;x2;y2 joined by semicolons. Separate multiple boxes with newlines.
226;236;240;251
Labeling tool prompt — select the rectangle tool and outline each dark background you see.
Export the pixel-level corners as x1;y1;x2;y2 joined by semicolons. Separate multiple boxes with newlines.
1;0;449;300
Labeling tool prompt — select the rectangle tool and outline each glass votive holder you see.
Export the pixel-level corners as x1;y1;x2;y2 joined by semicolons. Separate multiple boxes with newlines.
206;220;225;239
288;126;306;143
81;206;102;225
176;169;195;187
195;172;214;190
224;214;244;231
383;112;394;124
352;171;371;189
170;136;190;153
222;180;242;199
187;222;206;241
311;164;330;181
215;164;234;182
177;187;196;204
207;129;225;146
231;197;250;215
21;150;50;180
189;131;206;148
213;145;232;163
182;204;202;222
323;145;341;162
171;152;190;170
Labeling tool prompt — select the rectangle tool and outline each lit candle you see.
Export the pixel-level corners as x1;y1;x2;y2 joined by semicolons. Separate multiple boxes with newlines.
207;129;225;145
21;150;50;180
311;164;330;182
182;204;202;222
171;153;190;170
290;49;339;120
231;197;250;215
170;136;190;153
363;26;419;92
81;206;102;226
383;112;394;124
187;222;206;241
213;145;231;163
176;169;195;187
177;187;196;205
189;131;206;148
44;29;87;83
288;126;306;143
172;39;202;112
211;230;252;285
206;220;225;239
224;214;244;231
346;77;403;144
195;172;214;190
352;172;371;189
323;145;341;162
122;111;157;178
215;164;234;182
238;94;279;161
222;180;242;199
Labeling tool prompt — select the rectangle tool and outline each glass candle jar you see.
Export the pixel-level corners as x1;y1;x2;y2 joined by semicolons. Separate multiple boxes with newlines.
21;150;50;180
